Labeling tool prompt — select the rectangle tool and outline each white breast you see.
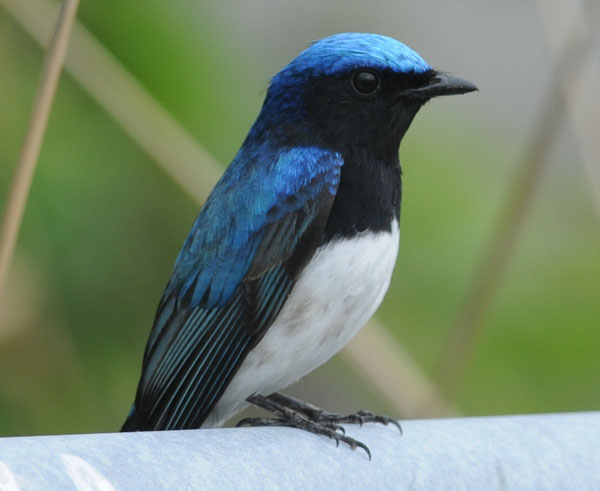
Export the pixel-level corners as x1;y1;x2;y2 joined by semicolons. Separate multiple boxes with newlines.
204;220;400;427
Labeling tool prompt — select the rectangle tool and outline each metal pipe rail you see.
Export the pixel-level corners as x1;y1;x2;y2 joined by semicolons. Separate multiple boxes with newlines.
0;412;598;490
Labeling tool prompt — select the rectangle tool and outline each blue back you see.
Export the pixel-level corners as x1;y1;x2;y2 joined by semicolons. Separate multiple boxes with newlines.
168;145;342;309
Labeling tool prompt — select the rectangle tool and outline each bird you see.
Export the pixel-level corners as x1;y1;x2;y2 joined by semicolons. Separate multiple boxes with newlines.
122;32;476;456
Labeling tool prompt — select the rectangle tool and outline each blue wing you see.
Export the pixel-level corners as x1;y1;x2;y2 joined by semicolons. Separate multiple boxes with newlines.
123;146;342;431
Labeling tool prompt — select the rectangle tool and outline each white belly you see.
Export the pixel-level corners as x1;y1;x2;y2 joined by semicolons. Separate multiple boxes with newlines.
203;220;400;427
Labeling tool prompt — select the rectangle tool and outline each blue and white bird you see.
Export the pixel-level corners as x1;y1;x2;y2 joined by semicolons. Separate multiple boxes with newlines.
122;32;476;453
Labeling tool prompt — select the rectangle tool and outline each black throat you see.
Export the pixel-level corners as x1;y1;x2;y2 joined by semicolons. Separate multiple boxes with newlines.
323;149;401;242
297;72;424;242
257;68;428;243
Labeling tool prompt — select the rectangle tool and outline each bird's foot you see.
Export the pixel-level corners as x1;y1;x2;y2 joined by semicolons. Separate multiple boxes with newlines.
266;392;402;433
238;392;401;459
237;413;372;459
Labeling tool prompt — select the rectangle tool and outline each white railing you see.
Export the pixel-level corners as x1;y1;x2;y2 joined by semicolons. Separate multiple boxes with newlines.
1;412;599;490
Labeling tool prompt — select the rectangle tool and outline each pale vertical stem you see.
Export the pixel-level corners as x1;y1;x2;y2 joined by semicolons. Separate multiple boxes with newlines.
437;2;598;399
0;0;80;298
534;0;600;225
345;320;457;417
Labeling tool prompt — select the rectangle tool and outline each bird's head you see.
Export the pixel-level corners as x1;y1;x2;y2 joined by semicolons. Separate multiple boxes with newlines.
253;32;476;156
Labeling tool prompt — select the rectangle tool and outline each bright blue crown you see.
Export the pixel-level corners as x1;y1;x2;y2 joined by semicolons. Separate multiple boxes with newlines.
275;33;431;84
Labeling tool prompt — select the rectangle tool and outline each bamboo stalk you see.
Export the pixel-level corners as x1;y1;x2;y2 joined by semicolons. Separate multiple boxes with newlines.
0;0;80;298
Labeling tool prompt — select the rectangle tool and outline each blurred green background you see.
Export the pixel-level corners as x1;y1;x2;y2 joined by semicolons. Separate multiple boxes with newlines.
0;1;598;436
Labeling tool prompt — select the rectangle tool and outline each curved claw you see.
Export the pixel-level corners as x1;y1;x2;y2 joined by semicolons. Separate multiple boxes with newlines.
388;419;403;434
355;410;402;433
339;436;371;461
360;444;372;461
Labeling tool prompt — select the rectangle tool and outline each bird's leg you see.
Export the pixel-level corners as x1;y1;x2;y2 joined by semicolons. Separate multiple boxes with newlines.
238;393;373;459
266;392;402;433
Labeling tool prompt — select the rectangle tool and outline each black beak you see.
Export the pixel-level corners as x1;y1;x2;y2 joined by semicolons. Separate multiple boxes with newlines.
404;71;478;99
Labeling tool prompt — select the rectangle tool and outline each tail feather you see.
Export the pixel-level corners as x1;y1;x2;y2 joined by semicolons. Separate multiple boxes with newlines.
121;404;140;432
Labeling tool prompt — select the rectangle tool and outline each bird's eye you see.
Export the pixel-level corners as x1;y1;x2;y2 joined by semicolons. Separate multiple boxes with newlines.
351;70;380;95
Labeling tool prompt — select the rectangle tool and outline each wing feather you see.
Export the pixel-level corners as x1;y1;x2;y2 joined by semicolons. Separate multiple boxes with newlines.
123;147;342;431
